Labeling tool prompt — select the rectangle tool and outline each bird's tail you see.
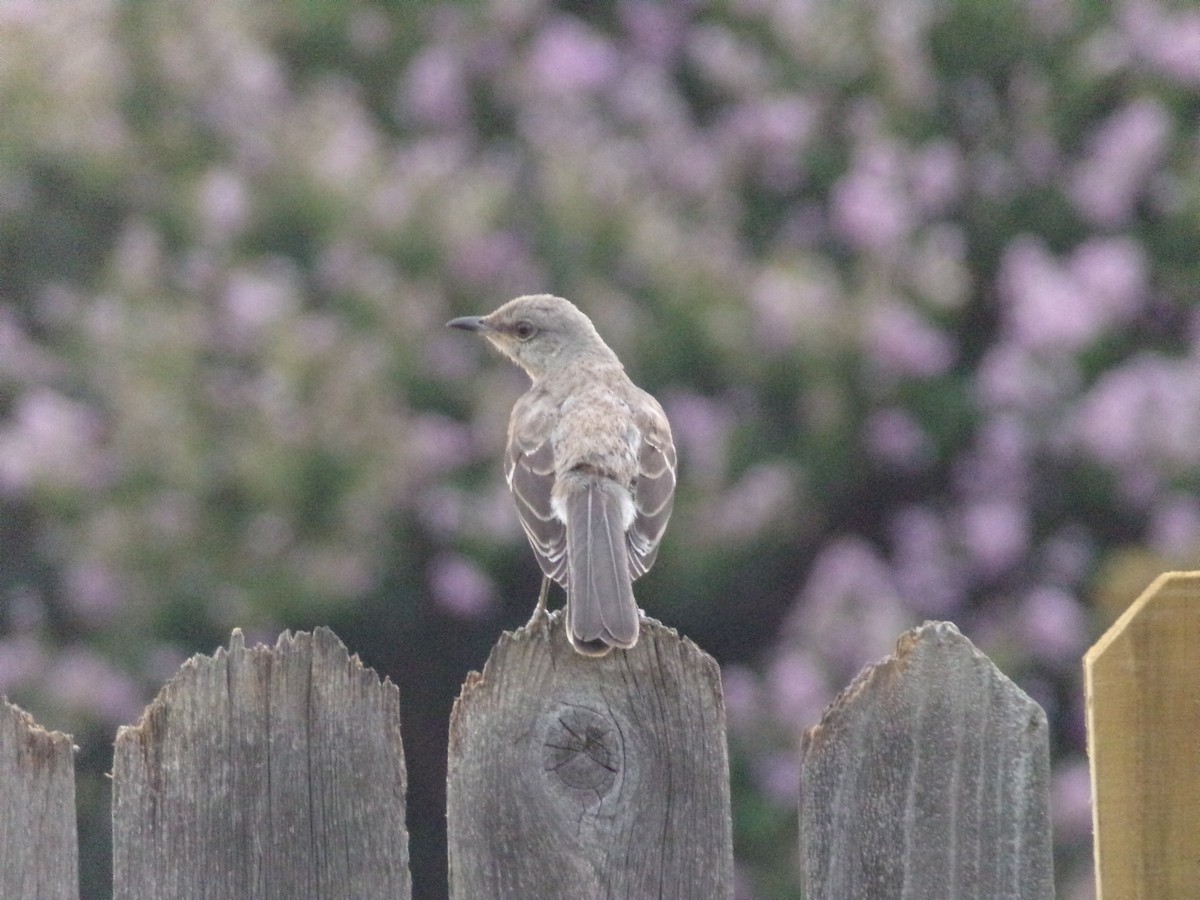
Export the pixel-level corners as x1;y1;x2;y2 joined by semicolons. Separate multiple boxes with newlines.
565;478;638;655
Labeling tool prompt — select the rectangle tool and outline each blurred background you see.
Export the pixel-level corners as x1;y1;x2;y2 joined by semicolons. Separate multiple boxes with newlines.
2;0;1198;896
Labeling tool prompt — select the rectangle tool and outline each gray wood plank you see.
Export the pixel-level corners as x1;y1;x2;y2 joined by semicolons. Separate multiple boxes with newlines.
0;696;79;900
112;627;410;900
447;611;733;899
799;620;1053;900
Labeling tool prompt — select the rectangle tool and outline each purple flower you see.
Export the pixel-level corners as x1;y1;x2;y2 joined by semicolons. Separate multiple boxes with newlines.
1070;353;1200;473
717;96;818;190
196;168;250;242
997;236;1146;352
890;506;966;615
766;649;829;728
863;300;955;379
45;646;143;726
909;140;965;214
974;342;1078;413
1020;586;1088;664
954;416;1032;498
1068;97;1171;226
1068;236;1147;319
449;230;545;293
408;413;478;477
303;84;384;189
619;2;688;63
526;17;620;97
221;259;300;344
958;499;1031;579
402;44;470;128
786;536;913;679
864;408;934;471
65;561;127;624
1148;494;1200;557
1041;527;1095;586
1122;0;1200;85
0;388;104;495
428;552;497;619
831;141;914;254
663;391;734;484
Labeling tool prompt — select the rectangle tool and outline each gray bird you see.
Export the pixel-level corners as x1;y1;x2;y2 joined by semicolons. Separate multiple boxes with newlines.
448;294;676;655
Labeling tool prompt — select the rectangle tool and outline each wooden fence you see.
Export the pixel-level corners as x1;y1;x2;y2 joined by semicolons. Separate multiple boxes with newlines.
1;572;1197;898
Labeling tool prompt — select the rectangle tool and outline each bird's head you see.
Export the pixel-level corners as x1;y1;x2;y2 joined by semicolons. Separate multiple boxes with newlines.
447;294;620;379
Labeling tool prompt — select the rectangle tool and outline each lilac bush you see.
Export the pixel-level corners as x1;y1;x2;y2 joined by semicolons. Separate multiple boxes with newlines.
2;1;1198;896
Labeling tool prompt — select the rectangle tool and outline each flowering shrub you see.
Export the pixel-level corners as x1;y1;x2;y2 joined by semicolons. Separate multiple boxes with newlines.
2;1;1197;896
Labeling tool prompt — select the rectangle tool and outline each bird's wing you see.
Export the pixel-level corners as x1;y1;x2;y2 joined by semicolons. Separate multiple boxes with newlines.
505;392;568;584
628;392;676;578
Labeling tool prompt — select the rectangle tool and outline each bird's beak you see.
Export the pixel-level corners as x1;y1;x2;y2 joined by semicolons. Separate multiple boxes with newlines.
446;315;489;332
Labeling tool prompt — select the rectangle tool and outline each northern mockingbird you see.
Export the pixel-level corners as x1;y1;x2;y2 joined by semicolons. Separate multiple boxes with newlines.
448;294;676;655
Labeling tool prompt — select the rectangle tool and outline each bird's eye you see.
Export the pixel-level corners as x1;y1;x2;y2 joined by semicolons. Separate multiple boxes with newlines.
514;321;537;341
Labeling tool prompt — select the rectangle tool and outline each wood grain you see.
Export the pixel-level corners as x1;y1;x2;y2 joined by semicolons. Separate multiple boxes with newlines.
800;621;1053;900
0;696;78;900
1085;570;1200;899
447;611;732;899
112;628;410;900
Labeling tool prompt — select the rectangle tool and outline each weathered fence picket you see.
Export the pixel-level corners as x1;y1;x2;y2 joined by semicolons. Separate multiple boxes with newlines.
1085;570;1200;898
799;621;1054;900
110;627;410;900
1;697;78;900
3;573;1194;897
445;612;734;899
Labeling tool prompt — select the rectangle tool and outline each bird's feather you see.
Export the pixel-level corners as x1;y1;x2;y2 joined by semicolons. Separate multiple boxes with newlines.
565;478;638;654
505;393;568;582
627;392;677;577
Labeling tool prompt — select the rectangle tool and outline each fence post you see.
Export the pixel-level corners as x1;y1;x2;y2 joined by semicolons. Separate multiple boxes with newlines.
111;627;411;900
446;612;733;899
0;696;79;900
1085;570;1200;898
799;620;1053;899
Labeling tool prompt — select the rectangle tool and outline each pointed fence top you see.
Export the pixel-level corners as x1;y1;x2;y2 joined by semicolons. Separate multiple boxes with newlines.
447;611;733;899
112;627;411;900
1;695;79;900
800;620;1053;900
1085;570;1200;898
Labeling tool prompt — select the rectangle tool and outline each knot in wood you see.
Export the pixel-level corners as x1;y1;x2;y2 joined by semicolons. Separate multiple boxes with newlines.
542;706;619;794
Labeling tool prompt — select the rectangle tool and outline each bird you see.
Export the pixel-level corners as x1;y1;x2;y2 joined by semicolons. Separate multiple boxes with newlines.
447;294;676;655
